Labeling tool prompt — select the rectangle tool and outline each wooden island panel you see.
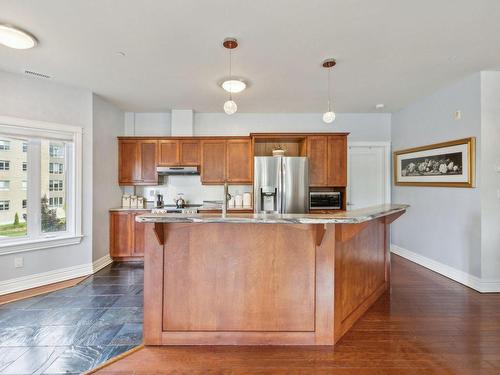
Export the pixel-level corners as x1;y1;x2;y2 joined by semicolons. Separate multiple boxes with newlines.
163;223;315;332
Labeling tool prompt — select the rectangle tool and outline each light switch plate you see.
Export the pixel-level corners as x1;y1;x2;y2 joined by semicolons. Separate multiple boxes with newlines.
14;257;24;268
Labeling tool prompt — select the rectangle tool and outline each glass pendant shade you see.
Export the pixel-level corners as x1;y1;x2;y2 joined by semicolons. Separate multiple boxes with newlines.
224;100;237;115
322;111;336;124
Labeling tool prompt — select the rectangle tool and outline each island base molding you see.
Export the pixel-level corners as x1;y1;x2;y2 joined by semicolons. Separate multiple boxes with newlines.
144;214;402;346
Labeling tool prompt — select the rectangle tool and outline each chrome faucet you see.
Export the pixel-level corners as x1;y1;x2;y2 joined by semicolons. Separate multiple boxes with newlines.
222;181;232;216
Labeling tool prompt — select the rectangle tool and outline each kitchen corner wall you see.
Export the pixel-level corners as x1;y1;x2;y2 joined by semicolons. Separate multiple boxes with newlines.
92;94;124;262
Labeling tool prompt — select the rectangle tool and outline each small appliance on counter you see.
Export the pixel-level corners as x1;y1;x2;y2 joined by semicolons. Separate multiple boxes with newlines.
174;193;186;208
309;191;342;210
156;193;164;208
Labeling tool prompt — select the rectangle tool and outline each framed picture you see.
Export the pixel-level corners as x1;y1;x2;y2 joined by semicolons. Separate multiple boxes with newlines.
393;137;475;187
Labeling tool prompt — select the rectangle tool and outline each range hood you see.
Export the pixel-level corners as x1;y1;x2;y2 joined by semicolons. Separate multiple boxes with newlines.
157;166;199;175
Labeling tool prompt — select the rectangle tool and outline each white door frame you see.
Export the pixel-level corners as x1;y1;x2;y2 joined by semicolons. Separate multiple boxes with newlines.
347;141;392;207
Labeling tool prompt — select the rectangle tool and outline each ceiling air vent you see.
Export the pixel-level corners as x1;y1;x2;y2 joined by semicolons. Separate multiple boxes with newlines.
24;70;51;79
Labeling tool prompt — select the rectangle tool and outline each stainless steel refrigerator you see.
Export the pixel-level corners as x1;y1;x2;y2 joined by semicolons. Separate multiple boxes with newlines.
254;156;309;214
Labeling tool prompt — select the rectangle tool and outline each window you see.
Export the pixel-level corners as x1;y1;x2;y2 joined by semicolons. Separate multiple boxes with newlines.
0;160;9;170
0;180;10;190
0;117;82;248
49;162;64;174
49;180;63;191
49;145;64;158
0;140;10;150
48;197;63;207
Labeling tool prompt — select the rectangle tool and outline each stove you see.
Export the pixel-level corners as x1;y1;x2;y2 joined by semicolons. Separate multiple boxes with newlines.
151;207;199;214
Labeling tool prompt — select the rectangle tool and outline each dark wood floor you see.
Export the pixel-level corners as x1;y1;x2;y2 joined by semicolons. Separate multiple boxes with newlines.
93;255;500;375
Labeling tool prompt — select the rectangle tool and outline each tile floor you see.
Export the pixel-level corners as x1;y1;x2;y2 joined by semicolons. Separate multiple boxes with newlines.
0;262;144;374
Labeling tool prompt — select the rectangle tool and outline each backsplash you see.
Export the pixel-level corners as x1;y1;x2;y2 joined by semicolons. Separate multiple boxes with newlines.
122;175;252;205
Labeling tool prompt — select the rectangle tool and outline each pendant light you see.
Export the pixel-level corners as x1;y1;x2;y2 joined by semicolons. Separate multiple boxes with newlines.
322;58;336;124
222;38;238;115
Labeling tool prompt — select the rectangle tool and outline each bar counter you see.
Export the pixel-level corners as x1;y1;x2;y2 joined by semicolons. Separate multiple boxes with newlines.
137;204;408;346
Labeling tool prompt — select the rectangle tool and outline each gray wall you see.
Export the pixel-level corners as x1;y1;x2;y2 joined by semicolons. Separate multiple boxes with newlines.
391;73;482;277
92;94;124;262
0;70;94;280
480;71;500;280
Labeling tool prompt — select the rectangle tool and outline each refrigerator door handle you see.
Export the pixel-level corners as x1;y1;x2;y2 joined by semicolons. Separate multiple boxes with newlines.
276;157;282;213
281;159;286;214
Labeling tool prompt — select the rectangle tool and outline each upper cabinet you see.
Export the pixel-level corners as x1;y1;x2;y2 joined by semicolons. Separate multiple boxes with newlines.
226;138;252;184
307;134;347;187
201;140;226;184
119;139;158;185
307;136;328;186
158;140;180;166
326;135;347;187
158;139;200;166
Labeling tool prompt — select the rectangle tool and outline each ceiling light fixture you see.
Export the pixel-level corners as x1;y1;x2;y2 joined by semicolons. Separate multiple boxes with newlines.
221;79;246;93
375;104;385;110
322;58;336;124
222;38;239;115
0;24;37;49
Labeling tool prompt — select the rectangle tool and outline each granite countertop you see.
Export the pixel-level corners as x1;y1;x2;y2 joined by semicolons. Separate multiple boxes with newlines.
135;204;408;224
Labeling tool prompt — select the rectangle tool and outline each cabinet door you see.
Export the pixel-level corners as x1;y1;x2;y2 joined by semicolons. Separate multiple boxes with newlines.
226;138;252;184
139;140;158;184
110;212;133;258
307;136;328;187
201;140;226;184
158;140;180;166
180;140;200;165
132;212;147;256
118;140;139;184
327;135;347;186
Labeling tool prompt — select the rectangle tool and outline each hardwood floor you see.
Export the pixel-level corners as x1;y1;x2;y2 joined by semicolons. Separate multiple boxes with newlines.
92;255;500;374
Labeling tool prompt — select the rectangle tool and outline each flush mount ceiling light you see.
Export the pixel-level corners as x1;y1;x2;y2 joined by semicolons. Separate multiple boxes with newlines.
222;37;239;115
322;58;336;124
0;24;37;49
221;79;246;93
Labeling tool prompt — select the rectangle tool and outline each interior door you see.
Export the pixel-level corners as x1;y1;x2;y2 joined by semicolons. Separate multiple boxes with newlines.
347;145;388;210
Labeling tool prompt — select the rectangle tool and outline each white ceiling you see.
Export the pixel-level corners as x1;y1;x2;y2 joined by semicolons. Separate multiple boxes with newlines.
1;0;500;113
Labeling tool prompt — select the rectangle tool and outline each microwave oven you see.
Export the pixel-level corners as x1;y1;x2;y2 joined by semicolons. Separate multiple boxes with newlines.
309;191;342;210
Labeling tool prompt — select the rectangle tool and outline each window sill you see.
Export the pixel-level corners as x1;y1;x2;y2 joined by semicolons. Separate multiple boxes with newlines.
0;235;84;256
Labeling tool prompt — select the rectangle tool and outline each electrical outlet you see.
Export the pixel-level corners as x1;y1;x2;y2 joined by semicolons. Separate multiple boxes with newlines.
14;257;24;268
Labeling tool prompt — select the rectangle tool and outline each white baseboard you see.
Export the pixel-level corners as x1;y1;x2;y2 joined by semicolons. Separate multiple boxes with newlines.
0;254;113;296
391;244;500;293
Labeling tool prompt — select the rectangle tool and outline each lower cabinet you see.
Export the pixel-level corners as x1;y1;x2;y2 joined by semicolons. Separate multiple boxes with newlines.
110;211;148;259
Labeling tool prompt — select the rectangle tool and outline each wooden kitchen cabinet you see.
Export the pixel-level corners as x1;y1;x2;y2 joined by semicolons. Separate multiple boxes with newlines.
327;135;347;186
158;140;179;166
307;136;328;187
226;138;252;184
307;135;347;187
180;140;200;165
110;211;148;259
118;139;158;185
201;140;227;184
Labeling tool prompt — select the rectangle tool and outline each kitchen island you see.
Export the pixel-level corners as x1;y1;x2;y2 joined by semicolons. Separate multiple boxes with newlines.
136;204;408;346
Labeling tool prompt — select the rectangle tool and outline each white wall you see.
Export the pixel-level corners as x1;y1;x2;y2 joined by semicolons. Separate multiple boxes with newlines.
391;73;482;277
480;71;500;281
124;112;391;141
0;70;93;281
92;94;124;261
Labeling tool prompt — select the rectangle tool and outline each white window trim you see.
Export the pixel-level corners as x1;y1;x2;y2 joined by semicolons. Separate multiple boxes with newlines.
0;116;83;254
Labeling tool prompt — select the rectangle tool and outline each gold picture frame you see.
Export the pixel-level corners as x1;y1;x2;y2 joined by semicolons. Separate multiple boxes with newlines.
393;137;475;188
